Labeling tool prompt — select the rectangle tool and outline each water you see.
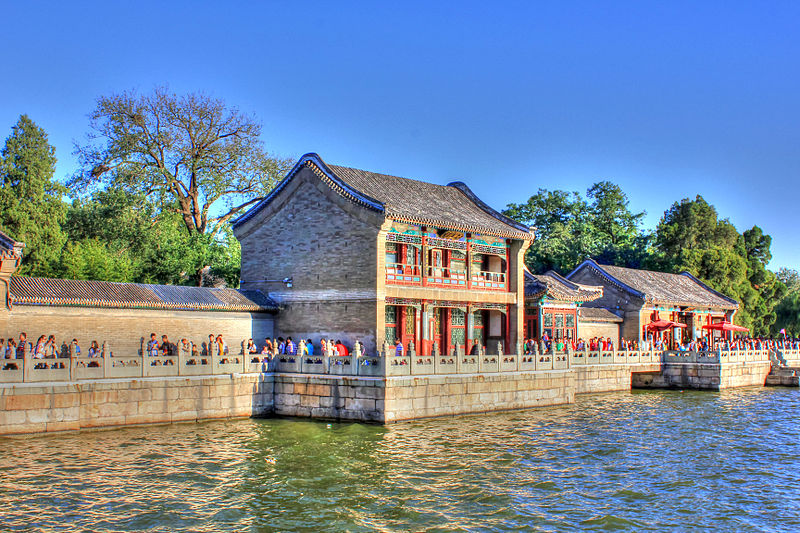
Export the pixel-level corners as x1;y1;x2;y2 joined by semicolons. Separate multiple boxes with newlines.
1;388;799;532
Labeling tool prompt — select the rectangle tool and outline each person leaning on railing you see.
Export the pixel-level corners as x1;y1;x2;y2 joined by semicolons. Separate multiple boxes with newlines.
1;338;19;370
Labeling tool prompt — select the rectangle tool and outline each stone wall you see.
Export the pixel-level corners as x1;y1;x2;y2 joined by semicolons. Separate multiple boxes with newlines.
573;362;661;394
383;370;573;422
235;166;383;352
0;374;273;436
631;361;771;390
578;321;620;344
272;374;384;422
5;305;274;356
274;300;378;356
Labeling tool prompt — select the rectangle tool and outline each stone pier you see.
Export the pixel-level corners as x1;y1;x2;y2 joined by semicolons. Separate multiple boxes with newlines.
0;348;780;436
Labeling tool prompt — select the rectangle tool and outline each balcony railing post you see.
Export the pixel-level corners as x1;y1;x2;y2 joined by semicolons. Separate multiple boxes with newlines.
22;344;31;383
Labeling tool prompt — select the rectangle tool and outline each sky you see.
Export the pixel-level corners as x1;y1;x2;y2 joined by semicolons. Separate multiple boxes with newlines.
1;1;799;269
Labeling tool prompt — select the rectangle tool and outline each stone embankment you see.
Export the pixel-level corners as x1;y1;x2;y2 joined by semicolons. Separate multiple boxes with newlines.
0;344;782;435
765;349;800;387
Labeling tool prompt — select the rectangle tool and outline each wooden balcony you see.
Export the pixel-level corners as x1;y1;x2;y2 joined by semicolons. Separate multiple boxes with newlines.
385;264;507;291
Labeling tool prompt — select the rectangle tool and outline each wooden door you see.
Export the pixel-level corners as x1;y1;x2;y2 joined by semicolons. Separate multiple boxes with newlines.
400;306;417;351
449;308;466;355
431;308;443;355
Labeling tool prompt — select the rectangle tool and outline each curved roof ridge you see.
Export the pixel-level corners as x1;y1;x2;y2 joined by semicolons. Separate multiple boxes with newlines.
446;181;532;234
567;259;647;300
232;152;385;228
234;152;532;240
680;271;740;306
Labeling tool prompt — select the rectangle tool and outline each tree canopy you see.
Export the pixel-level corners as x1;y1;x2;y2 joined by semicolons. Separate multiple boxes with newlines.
71;87;293;237
651;196;783;335
68;88;293;284
0;115;67;276
502;182;648;274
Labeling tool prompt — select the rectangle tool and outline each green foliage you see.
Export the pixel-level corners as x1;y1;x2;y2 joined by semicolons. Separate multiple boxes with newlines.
503;182;649;274
59;238;137;282
0;115;68;276
773;269;800;336
71;87;293;237
653;196;782;335
60;188;241;286
68;87;291;284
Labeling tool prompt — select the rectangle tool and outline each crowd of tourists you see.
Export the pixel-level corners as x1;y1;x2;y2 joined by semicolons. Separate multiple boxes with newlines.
244;337;366;362
523;334;618;354
722;336;800;351
1;332;102;370
142;334;367;364
521;332;800;355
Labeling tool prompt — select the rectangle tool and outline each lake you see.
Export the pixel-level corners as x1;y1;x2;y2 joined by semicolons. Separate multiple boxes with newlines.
1;388;799;531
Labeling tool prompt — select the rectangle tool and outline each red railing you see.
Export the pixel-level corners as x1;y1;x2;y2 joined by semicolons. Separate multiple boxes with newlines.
385;263;422;285
425;266;468;288
470;270;507;290
385;264;508;291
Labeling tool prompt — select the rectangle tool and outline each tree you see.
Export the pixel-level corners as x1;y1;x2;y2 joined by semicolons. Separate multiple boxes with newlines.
503;182;648;274
653;196;781;335
71;88;293;283
0;115;67;276
586;181;645;246
503;188;594;273
61;188;242;286
774;269;800;335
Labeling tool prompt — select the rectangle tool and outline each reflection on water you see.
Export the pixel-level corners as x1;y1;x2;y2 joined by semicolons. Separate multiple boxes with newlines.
1;388;800;531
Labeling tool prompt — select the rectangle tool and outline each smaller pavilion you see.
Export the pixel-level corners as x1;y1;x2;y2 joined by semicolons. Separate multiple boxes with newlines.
523;268;605;342
567;259;739;348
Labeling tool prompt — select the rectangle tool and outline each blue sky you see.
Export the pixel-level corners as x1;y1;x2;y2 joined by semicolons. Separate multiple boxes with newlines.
2;1;798;269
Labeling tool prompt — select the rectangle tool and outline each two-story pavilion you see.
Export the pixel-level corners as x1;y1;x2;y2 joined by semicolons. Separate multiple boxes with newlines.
567;259;739;346
232;153;534;355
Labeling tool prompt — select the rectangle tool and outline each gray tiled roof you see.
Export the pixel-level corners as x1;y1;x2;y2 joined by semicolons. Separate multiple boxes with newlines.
233;153;533;240
9;277;277;312
525;269;603;302
327;163;531;239
571;260;738;309
579;307;623;323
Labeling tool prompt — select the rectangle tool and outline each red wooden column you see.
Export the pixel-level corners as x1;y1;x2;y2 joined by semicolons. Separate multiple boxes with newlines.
421;228;428;287
466;235;472;290
506;240;512;292
504;305;510;353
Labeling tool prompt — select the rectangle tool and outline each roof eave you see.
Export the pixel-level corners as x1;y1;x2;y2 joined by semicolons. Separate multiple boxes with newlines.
567;259;647;300
232;153;386;229
446;181;534;239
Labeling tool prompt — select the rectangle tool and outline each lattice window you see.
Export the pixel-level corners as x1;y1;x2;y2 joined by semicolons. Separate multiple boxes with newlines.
471;243;506;256
566;314;575;328
555;314;564;328
385;242;397;252
451;308;466;326
385;305;397;324
544;313;553;327
385;327;397;345
404;308;415;335
426;236;467;250
472;311;484;340
387;233;422;245
451;327;466;346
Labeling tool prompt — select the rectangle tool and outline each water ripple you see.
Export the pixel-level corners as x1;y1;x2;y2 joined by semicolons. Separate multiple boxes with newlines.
1;388;799;531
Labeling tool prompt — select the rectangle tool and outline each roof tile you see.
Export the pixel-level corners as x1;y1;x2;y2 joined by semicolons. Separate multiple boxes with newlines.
9;277;277;312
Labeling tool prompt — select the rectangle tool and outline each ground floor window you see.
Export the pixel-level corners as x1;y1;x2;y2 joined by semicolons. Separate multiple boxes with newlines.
542;309;576;341
385;305;397;344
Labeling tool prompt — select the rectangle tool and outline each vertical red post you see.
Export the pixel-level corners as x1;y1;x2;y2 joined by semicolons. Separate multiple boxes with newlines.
505;306;510;354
